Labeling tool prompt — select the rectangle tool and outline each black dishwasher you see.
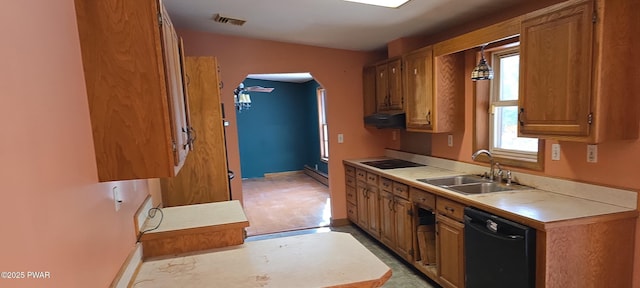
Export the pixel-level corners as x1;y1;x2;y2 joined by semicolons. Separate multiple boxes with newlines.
464;207;536;288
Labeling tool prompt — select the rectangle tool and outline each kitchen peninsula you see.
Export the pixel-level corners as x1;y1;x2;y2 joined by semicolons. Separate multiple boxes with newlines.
131;232;391;287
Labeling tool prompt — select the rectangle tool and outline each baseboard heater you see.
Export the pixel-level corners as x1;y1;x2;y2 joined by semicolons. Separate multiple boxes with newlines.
304;165;329;187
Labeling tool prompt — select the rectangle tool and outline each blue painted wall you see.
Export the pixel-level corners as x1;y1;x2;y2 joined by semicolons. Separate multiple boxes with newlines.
236;78;329;178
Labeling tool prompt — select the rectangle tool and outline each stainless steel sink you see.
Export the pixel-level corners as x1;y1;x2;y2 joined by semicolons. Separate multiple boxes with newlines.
419;175;489;186
447;182;520;194
417;175;529;195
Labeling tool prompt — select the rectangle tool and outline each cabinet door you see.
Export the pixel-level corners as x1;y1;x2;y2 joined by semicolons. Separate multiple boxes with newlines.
363;66;377;116
160;3;190;168
74;0;190;181
405;47;434;131
387;58;403;110
356;182;369;229
376;64;390;111
160;57;230;207
394;197;414;262
366;186;381;237
519;0;594;137
379;191;396;248
437;215;465;288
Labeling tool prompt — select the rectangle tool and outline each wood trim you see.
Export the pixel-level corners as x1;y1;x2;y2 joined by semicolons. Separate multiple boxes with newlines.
139;221;249;241
434;16;521;56
141;228;246;260
304;165;329;186
133;195;153;236
471;40;545;172
264;170;303;178
330;217;352;227
109;243;142;288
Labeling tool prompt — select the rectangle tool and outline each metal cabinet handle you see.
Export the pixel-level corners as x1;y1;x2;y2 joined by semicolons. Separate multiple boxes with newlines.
519;108;525;126
426;110;432;125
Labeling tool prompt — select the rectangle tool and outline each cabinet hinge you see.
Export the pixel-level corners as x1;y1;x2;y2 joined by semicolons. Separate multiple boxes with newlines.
158;13;163;26
588;113;593;125
409;249;414;256
592;12;597;23
172;140;177;152
407;209;413;216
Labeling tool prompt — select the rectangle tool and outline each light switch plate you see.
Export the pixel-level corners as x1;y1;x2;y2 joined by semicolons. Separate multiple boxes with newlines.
447;135;453;147
337;134;344;144
587;144;598;163
551;144;560;161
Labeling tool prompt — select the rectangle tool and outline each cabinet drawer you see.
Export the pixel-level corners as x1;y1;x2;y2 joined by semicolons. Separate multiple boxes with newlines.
347;202;357;222
345;165;356;177
346;186;357;204
410;187;435;210
393;182;409;199
346;176;356;188
380;177;393;192
437;197;465;222
356;169;367;182
366;172;379;186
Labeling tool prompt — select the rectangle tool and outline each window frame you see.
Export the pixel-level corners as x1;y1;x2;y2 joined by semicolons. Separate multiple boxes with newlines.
489;47;539;162
317;88;329;162
472;39;545;171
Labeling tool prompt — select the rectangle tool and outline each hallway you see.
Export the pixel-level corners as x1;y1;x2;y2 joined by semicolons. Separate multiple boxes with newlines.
242;173;331;236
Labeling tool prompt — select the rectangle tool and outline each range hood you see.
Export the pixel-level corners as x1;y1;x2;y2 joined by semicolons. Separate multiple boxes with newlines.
364;112;405;129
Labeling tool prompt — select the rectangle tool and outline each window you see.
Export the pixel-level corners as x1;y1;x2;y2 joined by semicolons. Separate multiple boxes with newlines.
317;88;329;161
489;46;539;163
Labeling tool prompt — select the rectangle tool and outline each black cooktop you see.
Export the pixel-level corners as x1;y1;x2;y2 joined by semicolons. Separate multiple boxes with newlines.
361;159;425;170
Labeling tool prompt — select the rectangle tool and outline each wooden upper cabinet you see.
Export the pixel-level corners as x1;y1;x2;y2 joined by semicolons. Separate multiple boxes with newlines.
519;0;593;138
404;46;463;133
376;58;404;112
404;46;434;131
74;0;191;181
519;0;639;142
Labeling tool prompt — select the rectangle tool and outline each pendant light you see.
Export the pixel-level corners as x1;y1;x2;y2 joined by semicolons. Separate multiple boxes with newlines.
471;44;494;81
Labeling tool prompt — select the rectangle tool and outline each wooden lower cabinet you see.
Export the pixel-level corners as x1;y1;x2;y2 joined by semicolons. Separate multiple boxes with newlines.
437;214;465;288
356;179;380;237
380;190;395;247
394;197;414;261
379;191;414;262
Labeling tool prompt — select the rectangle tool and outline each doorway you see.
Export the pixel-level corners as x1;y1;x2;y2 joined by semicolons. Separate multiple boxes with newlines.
234;73;331;236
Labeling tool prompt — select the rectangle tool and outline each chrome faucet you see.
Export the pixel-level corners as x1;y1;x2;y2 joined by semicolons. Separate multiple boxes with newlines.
472;149;495;181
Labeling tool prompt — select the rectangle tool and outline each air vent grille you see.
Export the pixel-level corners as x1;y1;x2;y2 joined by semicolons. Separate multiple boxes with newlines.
213;14;246;26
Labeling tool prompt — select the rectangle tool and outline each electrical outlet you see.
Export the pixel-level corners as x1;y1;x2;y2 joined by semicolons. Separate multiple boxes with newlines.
337;134;344;144
447;135;453;147
113;186;123;212
587;144;598;163
551;144;560;161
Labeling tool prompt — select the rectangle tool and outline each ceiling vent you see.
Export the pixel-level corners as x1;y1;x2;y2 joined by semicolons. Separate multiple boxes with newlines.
213;14;246;26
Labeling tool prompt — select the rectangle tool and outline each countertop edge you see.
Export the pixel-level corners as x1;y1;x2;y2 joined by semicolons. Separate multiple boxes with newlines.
343;158;638;231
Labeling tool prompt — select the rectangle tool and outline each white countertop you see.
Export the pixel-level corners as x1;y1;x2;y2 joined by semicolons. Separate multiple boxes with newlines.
141;200;249;234
345;150;637;229
131;232;391;288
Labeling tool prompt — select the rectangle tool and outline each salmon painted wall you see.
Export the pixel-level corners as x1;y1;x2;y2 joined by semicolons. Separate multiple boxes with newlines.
1;1;151;286
178;29;396;219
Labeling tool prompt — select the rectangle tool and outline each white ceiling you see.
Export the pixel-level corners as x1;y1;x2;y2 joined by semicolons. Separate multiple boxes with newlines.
246;73;314;83
163;0;530;52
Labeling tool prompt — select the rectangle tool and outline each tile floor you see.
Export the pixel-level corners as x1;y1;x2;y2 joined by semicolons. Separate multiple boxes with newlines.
242;174;438;287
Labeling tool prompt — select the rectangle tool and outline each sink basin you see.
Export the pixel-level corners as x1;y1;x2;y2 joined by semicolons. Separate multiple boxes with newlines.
418;175;489;186
418;175;529;195
448;182;518;194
